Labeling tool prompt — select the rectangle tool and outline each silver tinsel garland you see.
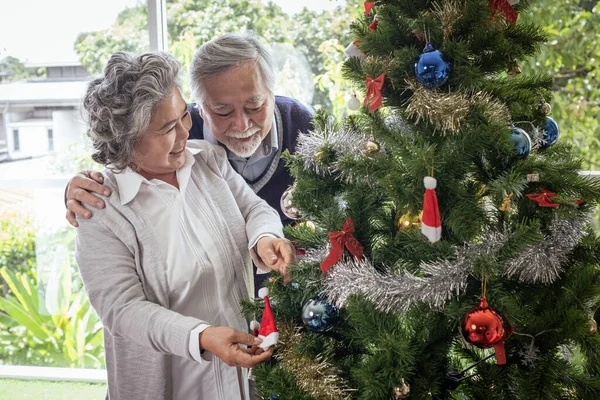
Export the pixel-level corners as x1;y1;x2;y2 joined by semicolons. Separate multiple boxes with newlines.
503;214;589;284
322;232;508;313
303;245;331;265
295;126;370;178
322;213;588;313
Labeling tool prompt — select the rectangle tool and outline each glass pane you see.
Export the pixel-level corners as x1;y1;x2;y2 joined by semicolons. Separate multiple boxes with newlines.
165;0;357;117
0;0;147;370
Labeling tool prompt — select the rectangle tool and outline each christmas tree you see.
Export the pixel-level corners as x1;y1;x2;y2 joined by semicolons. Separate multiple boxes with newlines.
245;1;600;399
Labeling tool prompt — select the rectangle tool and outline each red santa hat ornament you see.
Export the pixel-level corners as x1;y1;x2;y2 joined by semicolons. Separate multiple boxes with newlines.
344;40;366;62
257;287;279;350
421;176;441;243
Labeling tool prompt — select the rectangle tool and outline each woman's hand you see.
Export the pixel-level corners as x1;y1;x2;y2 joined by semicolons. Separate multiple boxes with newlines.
199;326;272;368
256;237;296;285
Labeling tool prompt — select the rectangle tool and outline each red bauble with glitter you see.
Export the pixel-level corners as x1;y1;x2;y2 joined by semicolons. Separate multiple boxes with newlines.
461;297;513;365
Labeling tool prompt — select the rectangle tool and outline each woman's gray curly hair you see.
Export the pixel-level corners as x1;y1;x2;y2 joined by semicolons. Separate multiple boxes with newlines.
82;51;182;171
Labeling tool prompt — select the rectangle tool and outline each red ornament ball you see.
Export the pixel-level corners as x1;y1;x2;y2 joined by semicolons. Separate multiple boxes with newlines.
461;297;508;347
461;297;513;364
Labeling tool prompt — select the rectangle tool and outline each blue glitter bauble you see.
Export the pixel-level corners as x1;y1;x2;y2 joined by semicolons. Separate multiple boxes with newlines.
269;396;279;400
540;116;559;149
509;127;531;159
301;295;339;332
414;43;451;89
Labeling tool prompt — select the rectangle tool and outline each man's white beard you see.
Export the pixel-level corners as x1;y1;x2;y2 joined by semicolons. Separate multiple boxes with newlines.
226;128;263;158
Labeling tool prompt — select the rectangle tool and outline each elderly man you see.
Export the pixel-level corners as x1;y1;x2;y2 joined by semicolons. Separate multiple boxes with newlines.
65;33;313;289
66;32;313;223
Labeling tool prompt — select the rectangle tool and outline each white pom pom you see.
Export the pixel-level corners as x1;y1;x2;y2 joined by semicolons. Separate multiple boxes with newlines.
424;176;437;189
250;320;260;331
258;287;269;299
507;0;519;5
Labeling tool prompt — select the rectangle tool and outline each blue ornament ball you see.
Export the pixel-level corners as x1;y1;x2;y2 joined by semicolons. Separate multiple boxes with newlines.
301;295;339;332
269;396;279;400
414;43;451;89
540;117;559;149
509;127;531;159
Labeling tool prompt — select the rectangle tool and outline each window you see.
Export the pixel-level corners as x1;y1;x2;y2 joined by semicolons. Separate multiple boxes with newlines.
12;129;19;151
0;0;149;376
47;128;54;151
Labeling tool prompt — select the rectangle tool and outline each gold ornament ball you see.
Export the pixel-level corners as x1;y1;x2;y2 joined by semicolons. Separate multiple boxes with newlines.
590;318;598;334
397;212;421;231
365;140;380;155
542;102;552;115
393;379;410;399
296;220;316;231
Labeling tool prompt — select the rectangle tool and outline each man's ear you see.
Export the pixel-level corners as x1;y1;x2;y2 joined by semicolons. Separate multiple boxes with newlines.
196;104;205;119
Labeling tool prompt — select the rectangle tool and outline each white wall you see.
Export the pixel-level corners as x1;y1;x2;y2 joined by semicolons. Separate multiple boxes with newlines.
52;110;85;152
7;122;53;158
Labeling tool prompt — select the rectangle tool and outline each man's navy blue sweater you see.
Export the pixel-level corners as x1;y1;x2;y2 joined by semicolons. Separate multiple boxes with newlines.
187;96;313;225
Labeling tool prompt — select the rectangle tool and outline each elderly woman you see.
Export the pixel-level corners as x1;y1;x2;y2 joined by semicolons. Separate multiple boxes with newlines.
75;51;294;400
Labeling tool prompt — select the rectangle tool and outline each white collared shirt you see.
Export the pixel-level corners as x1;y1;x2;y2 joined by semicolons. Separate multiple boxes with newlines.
202;116;278;182
114;147;249;400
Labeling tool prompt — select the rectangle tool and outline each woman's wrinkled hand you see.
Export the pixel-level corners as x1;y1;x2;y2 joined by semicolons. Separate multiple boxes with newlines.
199;326;272;368
256;237;296;285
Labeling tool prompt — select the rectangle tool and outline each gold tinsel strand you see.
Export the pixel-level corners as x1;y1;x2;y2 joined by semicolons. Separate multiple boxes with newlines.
406;79;470;134
406;80;509;134
274;322;355;400
432;0;466;39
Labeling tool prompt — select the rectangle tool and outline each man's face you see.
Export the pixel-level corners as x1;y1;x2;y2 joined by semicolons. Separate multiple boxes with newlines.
198;61;274;158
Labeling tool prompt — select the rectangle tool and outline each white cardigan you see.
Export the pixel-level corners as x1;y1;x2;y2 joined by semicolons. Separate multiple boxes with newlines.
75;140;284;399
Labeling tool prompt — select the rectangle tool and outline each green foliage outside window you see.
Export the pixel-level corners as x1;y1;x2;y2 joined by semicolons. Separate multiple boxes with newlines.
0;212;35;279
0;214;104;368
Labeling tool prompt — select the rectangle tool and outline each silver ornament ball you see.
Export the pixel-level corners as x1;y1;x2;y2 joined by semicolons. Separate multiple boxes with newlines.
347;94;361;111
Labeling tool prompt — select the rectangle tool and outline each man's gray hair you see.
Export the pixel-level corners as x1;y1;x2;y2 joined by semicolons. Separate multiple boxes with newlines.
189;32;277;105
83;51;182;171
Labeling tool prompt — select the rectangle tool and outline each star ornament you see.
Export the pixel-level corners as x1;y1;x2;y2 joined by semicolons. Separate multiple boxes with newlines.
526;190;559;208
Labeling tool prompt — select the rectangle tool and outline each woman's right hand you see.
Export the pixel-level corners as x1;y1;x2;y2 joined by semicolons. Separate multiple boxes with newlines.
66;170;112;227
199;326;273;368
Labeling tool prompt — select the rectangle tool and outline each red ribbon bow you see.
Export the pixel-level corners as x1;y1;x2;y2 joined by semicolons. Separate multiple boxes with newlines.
526;189;559;208
364;1;375;15
489;0;518;24
363;74;385;113
320;217;364;273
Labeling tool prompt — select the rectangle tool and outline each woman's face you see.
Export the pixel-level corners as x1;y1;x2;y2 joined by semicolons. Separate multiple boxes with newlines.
133;87;191;179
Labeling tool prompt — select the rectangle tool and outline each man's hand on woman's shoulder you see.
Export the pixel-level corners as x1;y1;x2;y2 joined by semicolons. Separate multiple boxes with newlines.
66;170;112;227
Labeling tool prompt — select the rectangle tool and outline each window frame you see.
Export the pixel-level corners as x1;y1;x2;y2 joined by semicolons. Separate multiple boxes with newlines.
148;0;168;52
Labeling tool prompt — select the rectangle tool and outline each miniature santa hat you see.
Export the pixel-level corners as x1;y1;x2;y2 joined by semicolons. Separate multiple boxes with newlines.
421;176;441;243
344;40;366;61
257;288;278;350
